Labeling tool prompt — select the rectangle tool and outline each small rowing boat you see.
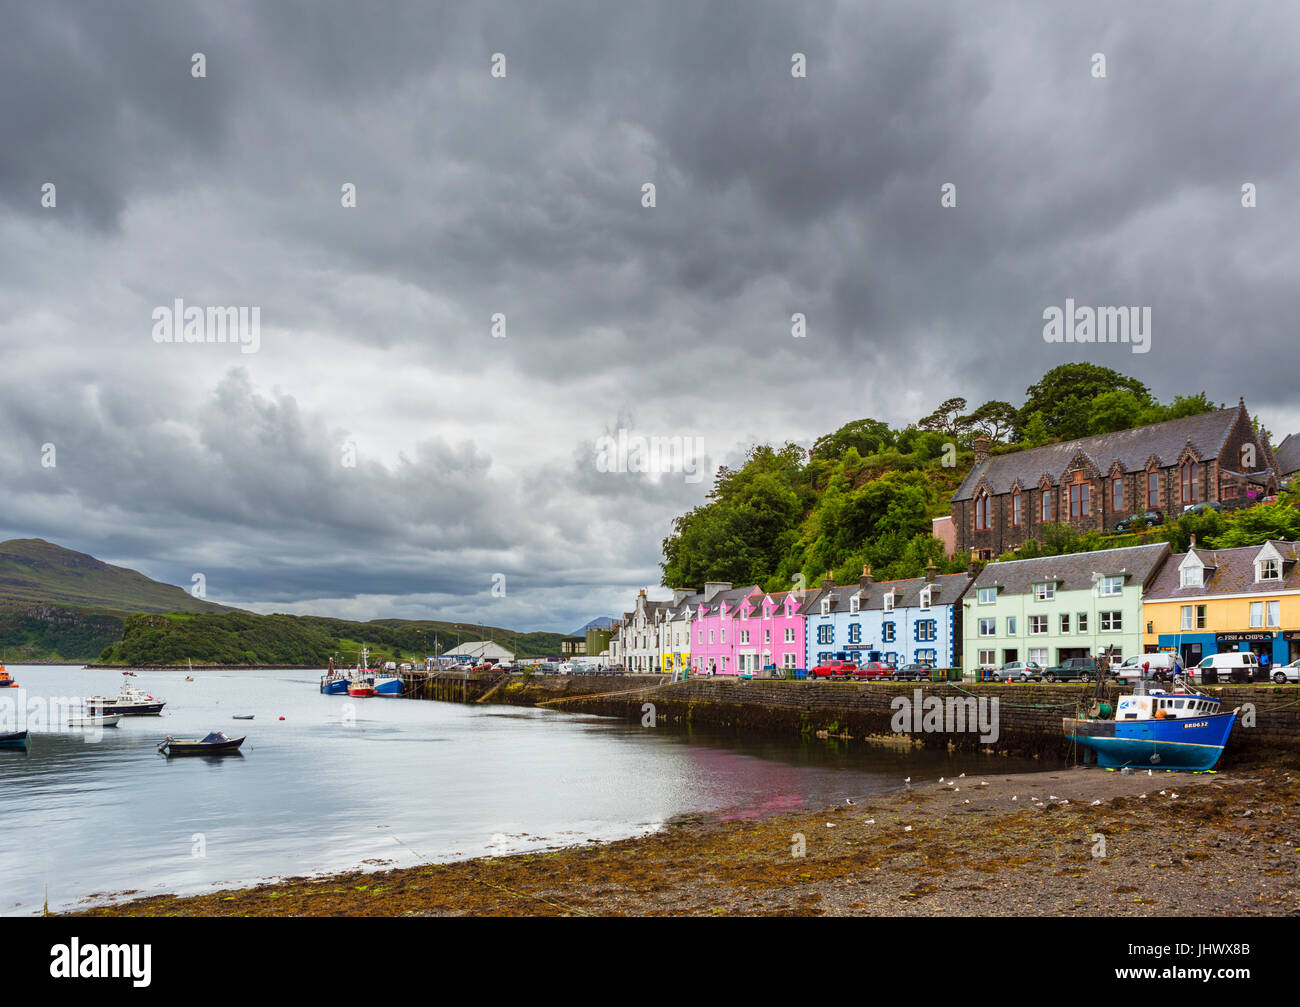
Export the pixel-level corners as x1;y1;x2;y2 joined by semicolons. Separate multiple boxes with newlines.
232;714;255;720
69;714;120;728
158;732;246;756
0;730;29;750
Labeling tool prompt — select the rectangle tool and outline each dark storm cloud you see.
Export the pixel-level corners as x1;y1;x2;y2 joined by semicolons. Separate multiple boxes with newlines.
2;1;1300;630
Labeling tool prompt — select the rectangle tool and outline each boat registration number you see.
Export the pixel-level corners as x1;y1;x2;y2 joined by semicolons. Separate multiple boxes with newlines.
1183;721;1209;729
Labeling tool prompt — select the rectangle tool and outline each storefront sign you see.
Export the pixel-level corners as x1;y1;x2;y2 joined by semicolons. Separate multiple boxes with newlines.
1215;632;1275;643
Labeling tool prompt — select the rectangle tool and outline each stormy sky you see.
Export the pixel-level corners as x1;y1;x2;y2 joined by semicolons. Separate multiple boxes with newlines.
2;1;1299;633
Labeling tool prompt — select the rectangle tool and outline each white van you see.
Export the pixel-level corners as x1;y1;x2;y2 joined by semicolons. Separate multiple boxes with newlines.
1115;652;1185;682
1196;651;1260;682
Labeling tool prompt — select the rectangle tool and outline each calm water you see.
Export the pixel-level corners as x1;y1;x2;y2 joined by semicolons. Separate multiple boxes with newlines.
0;665;1050;914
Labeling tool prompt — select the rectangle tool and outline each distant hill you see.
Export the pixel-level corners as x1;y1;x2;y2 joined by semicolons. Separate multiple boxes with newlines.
0;539;233;614
572;616;616;634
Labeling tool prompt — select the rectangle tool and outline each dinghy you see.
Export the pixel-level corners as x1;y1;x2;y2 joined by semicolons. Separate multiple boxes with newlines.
157;731;246;756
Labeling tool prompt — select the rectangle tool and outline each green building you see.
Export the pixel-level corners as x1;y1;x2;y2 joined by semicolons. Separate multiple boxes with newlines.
961;543;1170;674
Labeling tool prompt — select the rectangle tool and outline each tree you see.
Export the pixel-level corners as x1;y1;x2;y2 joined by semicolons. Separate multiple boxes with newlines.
1087;390;1146;435
919;397;971;440
1019;364;1151;441
966;400;1017;443
810;418;892;462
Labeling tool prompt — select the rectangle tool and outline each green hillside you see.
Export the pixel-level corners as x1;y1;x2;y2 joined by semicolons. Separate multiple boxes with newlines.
98;612;573;666
0;539;233;614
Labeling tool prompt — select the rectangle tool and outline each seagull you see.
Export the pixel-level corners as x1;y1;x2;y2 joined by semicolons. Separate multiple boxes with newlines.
952;788;960;793
979;781;989;787
958;773;966;779
1050;795;1058;801
864;819;875;825
1147;769;1153;777
963;799;971;805
1159;789;1167;796
1012;795;1018;802
939;777;945;783
1139;794;1148;800
1169;792;1179;800
845;798;855;805
904;825;913;832
1091;799;1102;806
826;822;836;827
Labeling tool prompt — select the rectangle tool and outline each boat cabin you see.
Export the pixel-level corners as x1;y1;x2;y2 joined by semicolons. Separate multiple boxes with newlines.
1115;687;1223;721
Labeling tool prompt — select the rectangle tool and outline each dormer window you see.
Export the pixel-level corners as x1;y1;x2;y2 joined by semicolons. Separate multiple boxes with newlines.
1034;582;1054;602
1099;575;1123;597
1180;566;1202;588
849;595;860;614
919;585;932;608
883;590;895;613
820;598;830;616
1257;557;1282;582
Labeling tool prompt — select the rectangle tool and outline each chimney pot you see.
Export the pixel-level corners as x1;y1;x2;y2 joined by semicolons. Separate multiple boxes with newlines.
973;435;990;465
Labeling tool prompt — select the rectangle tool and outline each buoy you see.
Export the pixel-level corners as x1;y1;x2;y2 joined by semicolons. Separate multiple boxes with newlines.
279;716;285;721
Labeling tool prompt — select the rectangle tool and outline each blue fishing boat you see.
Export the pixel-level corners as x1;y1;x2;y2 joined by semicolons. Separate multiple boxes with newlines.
0;730;29;751
1064;680;1238;771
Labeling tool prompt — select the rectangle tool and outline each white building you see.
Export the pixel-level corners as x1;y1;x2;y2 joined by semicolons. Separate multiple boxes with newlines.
442;640;515;663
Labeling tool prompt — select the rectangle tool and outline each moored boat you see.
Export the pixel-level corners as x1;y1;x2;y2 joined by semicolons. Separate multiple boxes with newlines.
158;731;245;756
0;730;29;750
372;674;404;696
346;679;376;697
68;713;120;728
0;665;18;688
1064;679;1238;771
87;685;166;716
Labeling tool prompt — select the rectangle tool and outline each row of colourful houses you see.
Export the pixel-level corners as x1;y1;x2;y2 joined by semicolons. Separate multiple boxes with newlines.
611;538;1300;676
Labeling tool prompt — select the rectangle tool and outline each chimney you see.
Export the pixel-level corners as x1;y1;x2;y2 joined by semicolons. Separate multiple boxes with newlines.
925;561;938;583
967;559;985;578
1189;534;1196;549
672;588;695;606
973;435;990;465
859;564;874;590
703;581;731;602
821;572;834;589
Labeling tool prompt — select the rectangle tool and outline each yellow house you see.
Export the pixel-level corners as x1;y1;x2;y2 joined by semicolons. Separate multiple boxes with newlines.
1142;539;1300;670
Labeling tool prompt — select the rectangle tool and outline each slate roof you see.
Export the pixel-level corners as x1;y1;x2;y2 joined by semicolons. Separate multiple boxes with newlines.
970;543;1170;597
1276;433;1300;477
951;407;1243;502
804;573;974;615
1144;540;1300;600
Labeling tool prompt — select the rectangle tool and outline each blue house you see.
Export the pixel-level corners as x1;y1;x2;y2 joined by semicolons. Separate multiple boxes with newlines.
803;567;973;669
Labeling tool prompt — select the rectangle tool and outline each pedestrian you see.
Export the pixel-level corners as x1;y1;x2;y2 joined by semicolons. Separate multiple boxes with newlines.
1142;659;1150;682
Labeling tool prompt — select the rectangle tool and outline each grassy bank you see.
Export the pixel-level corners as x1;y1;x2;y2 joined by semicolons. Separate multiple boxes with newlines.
69;764;1300;917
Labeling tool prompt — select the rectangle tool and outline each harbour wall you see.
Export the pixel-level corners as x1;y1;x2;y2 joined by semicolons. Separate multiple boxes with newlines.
409;673;1300;766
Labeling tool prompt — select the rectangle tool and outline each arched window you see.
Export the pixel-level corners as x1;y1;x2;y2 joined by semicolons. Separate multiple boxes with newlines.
1041;487;1053;522
1011;489;1022;526
975;491;992;531
1069;471;1090;517
1181;460;1199;504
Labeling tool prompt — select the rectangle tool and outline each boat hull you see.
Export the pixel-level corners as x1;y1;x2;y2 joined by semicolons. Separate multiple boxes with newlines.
1064;712;1236;771
320;677;349;695
372;676;404;696
69;715;120;728
88;700;165;716
0;730;29;750
159;736;245;756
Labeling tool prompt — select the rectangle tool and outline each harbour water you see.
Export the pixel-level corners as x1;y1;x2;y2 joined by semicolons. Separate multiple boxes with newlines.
0;665;1055;915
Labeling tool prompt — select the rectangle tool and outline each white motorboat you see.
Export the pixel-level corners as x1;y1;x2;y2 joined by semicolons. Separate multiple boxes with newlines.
68;713;121;728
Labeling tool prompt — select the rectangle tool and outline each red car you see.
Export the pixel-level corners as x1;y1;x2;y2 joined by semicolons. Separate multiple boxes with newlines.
809;659;858;679
853;661;892;681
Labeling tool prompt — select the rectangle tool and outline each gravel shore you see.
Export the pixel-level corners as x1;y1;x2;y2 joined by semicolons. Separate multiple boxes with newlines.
70;764;1300;917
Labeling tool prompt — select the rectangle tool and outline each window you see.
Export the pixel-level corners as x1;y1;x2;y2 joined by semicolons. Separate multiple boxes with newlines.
975;491;991;531
1258;558;1281;581
1069;472;1090;518
848;623;862;644
1012;490;1022;526
817;624;833;645
720;628;726;643
882;622;896;642
1181;460;1199;505
884;653;899;668
740;607;748;620
1041;489;1053;522
764;629;771;644
1060;613;1071;634
709;630;714;644
1111;477;1123;512
1180;566;1202;588
917;620;937;642
1029;615;1048;635
1195;604;1207;629
1006;616;1017;636
820;598;830;616
1029;647;1048;665
883;591;895;613
1100;611;1122;632
1250;601;1263;628
1076;612;1088;633
978;618;996;637
1267;600;1281;628
1181;605;1195;631
698;630;703;645
783;652;796;668
1099;575;1123;596
784;627;795;643
978;587;996;605
739;630;749;645
1147;470;1159;508
978;649;996;666
1034;583;1055;601
849;595;860;614
919;585;932;609
916;648;937;664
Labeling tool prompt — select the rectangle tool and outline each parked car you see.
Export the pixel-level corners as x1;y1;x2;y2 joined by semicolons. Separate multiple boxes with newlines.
809;659;858;679
1041;657;1098;682
1197;651;1261;682
1274;658;1300;685
1114;652;1187;682
993;661;1042;683
892;662;934;681
853;661;893;681
1182;501;1223;515
1114;509;1165;533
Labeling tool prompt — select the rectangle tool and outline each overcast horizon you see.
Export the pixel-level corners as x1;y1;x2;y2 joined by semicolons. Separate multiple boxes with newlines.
3;1;1300;634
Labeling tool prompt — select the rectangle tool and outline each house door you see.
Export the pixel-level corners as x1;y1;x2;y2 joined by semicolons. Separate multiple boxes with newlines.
1180;642;1202;668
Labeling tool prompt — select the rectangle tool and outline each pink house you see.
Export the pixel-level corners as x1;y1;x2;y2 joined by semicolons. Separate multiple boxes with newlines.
690;583;807;676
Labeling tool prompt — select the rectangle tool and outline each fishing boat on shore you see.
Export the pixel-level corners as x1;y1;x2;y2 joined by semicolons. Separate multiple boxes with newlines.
158;731;245;756
0;730;28;750
87;685;166;717
1064;678;1238;771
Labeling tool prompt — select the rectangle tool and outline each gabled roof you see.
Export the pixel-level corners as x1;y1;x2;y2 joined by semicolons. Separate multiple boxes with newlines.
1274;433;1300;477
970;543;1170;596
952;407;1243;501
1145;539;1300;599
804;573;974;615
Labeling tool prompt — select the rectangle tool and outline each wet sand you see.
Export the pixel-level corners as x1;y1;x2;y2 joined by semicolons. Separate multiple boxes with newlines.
69;764;1300;916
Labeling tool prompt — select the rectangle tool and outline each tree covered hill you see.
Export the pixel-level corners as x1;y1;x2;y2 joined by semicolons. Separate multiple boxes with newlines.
660;363;1266;591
